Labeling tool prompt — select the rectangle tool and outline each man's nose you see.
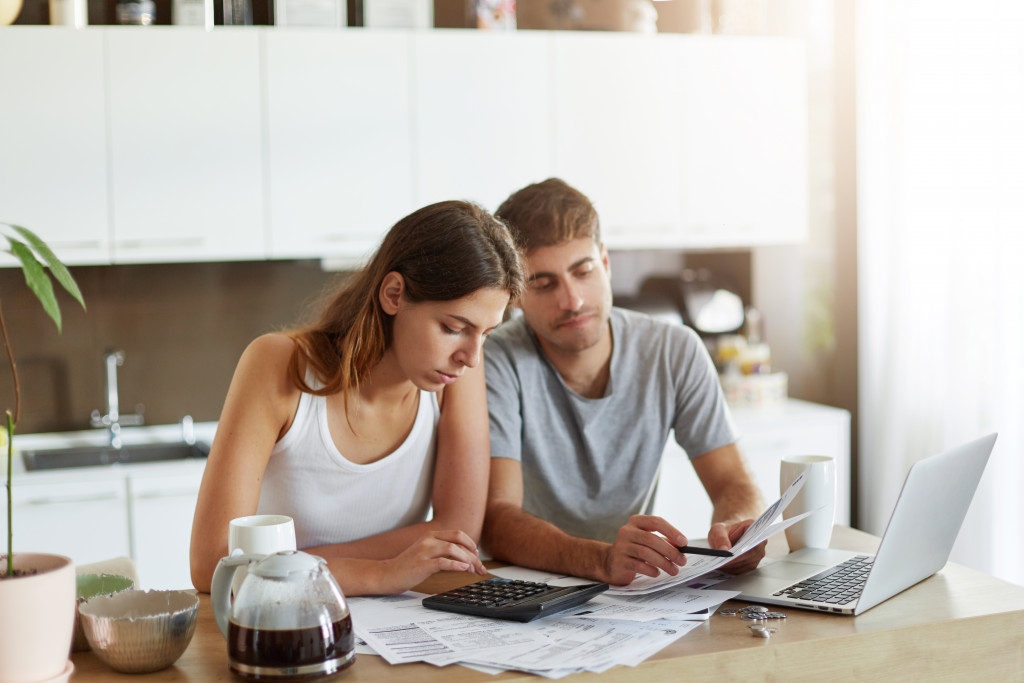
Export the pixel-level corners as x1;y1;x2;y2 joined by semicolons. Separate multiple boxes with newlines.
558;280;584;311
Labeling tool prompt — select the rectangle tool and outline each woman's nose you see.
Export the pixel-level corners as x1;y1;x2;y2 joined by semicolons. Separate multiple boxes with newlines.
455;336;483;368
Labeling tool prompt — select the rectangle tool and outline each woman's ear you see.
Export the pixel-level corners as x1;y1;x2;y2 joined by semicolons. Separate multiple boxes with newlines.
379;272;405;316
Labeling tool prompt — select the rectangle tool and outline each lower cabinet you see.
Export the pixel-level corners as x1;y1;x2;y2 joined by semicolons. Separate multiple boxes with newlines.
128;469;205;590
6;462;207;591
653;398;851;538
5;478;131;566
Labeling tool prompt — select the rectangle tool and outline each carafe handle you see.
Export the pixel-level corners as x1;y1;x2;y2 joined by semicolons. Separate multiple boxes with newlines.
211;553;263;638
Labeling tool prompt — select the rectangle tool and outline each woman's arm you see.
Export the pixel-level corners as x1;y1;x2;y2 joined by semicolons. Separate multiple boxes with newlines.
303;360;491;566
189;334;300;592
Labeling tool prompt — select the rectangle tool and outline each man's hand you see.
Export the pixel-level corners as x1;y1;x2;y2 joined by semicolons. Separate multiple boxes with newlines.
708;519;766;574
601;515;689;585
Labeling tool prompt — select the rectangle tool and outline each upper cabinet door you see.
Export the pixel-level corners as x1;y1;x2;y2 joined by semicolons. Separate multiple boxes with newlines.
551;33;684;248
106;29;265;264
413;31;553;214
677;38;808;247
265;29;414;264
0;28;111;266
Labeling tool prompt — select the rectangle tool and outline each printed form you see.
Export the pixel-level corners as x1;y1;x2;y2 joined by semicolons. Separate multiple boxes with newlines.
344;472;810;677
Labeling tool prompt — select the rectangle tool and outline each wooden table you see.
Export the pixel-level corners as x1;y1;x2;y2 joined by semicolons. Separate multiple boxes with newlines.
71;527;1024;682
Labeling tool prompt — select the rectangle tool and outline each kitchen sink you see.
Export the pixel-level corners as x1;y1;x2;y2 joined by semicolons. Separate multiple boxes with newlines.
22;441;211;471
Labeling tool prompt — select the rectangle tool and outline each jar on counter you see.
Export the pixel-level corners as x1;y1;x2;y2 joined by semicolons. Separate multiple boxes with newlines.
116;0;155;23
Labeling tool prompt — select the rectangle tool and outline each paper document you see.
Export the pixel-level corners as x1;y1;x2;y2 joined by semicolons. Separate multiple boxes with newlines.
350;580;710;676
608;470;813;595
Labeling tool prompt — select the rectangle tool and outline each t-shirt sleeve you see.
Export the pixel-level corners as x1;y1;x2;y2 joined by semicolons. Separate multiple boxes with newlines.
670;326;740;458
484;337;524;462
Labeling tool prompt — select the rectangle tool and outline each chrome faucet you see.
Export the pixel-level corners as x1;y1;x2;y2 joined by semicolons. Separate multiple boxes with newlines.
91;349;144;448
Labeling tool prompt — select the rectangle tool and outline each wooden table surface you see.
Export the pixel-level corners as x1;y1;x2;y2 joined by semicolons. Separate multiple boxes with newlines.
70;527;1024;682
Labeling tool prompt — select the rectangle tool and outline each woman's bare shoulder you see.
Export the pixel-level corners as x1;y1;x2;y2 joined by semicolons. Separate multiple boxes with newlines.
245;332;297;357
234;333;302;388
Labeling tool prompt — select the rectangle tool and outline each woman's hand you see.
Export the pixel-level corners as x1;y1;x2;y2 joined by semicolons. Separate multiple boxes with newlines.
374;530;487;594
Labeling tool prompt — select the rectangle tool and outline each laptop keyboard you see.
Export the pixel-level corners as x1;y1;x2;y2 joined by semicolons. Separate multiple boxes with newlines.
773;555;874;605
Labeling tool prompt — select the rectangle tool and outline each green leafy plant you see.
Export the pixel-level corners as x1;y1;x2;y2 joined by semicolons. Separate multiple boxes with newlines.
1;223;85;578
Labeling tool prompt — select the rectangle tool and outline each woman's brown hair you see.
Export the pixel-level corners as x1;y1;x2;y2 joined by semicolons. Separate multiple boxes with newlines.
285;200;524;403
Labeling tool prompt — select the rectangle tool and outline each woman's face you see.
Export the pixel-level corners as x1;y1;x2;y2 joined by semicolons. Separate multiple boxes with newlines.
387;284;510;391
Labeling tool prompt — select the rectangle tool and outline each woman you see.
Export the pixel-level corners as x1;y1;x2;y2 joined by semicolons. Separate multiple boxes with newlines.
190;201;524;595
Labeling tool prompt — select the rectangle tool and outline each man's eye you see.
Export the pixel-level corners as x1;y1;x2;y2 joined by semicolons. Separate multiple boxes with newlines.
530;280;554;291
442;324;461;336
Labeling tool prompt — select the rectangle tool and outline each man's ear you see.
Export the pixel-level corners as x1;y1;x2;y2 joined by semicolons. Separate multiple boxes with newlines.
600;242;611;277
379;272;405;316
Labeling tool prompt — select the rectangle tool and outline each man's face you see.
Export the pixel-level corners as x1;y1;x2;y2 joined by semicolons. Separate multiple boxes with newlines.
519;237;613;357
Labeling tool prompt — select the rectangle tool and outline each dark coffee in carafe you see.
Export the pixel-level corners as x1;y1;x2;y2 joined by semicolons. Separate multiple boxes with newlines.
227;615;354;680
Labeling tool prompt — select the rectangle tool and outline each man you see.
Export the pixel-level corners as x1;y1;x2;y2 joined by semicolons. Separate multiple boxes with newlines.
482;178;766;586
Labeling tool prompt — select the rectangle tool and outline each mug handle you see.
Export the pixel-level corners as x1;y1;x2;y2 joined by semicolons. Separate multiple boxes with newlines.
211;554;263;639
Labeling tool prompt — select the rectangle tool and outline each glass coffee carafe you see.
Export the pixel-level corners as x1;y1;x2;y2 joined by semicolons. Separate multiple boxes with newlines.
212;550;354;680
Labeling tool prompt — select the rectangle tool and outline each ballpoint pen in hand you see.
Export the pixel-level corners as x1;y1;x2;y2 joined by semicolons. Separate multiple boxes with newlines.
676;545;734;558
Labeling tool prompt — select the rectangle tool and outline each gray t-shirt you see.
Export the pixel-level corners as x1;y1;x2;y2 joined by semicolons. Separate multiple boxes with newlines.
484;307;739;543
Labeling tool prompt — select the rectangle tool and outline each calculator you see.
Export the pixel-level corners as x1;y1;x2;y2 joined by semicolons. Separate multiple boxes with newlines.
422;577;609;622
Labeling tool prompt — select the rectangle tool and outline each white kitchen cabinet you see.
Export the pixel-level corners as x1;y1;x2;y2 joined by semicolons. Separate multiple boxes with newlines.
652;399;850;538
2;478;130;567
0;28;111;266
675;37;808;247
413;30;553;213
106;28;266;263
129;466;205;590
0;27;809;266
265;29;414;265
551;33;684;248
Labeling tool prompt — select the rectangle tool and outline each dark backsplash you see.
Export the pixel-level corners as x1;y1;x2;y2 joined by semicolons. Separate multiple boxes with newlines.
0;260;341;435
1;251;749;435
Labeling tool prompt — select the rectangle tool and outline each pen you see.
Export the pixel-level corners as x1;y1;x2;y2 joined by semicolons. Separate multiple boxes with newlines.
676;545;734;558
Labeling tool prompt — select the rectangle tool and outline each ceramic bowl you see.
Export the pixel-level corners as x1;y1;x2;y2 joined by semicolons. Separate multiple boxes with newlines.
78;589;199;674
72;573;135;652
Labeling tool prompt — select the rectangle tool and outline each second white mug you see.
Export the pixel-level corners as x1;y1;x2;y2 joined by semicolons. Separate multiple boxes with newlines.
780;455;836;551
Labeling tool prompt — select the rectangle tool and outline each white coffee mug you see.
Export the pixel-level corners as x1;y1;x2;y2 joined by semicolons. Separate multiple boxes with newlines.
227;514;296;595
780;455;836;551
228;514;297;556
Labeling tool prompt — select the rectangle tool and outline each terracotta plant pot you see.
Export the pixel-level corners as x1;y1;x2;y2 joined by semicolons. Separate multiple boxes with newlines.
0;0;22;24
0;553;76;683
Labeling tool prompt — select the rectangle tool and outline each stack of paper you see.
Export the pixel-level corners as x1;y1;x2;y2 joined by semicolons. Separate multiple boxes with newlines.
348;578;734;679
345;471;810;678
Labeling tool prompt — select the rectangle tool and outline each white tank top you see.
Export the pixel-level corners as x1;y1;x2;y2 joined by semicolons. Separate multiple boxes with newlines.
256;373;440;549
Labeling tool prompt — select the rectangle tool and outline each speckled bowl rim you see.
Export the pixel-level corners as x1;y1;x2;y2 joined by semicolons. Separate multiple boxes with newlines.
79;588;199;620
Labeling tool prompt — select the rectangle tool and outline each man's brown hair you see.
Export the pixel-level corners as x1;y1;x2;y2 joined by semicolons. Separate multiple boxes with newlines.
495;178;601;253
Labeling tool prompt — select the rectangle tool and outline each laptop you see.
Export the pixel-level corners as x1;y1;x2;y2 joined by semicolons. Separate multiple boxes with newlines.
717;433;997;616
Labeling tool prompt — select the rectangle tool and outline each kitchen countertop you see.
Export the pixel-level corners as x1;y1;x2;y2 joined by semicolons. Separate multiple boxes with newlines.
8;422;218;484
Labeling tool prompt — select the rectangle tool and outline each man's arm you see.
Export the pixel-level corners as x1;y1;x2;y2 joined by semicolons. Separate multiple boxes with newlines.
691;442;767;573
483;458;692;585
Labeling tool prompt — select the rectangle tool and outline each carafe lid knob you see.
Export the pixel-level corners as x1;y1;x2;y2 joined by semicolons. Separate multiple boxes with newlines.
251;550;324;579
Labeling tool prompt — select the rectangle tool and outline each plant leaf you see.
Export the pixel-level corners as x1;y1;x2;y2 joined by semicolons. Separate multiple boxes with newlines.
8;239;62;333
10;224;85;310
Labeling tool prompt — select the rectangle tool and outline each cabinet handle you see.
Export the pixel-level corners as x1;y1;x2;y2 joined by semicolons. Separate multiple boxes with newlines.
133;491;197;500
117;238;205;248
21;493;120;506
49;240;104;250
316;234;366;244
